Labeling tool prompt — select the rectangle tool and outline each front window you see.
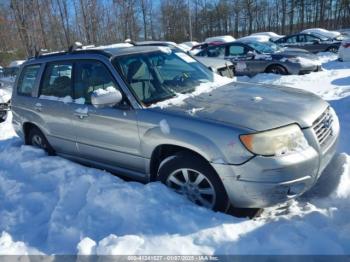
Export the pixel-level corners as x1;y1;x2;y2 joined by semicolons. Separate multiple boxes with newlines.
114;49;217;106
74;60;120;104
246;41;280;54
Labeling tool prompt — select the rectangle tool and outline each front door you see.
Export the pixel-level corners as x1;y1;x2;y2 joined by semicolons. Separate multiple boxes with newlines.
69;59;144;177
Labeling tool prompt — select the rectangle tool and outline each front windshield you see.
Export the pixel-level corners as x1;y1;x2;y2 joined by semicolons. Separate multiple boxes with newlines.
246;41;281;54
114;49;215;106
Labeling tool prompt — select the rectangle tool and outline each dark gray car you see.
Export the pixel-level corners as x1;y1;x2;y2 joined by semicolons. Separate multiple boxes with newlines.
11;45;339;212
275;33;341;53
195;41;322;76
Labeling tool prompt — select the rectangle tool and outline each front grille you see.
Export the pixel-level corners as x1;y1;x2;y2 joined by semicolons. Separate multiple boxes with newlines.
312;107;334;146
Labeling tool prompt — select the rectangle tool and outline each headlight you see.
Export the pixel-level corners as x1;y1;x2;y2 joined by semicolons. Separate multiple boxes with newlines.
240;124;309;156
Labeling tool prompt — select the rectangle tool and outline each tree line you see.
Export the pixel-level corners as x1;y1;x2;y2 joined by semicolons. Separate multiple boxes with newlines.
0;0;349;64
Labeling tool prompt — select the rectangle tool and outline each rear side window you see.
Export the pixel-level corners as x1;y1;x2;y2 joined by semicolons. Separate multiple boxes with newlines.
228;45;245;56
74;60;119;104
286;36;298;43
17;64;41;96
40;62;73;98
207;46;225;57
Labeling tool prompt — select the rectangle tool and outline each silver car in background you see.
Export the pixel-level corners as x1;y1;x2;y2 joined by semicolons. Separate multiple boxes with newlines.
195;40;322;76
11;45;339;212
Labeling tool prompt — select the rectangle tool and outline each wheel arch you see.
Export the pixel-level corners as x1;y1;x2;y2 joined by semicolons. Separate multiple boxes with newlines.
22;122;41;144
149;144;212;181
264;63;288;73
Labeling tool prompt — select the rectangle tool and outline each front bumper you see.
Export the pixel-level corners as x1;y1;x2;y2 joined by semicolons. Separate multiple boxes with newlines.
212;127;339;208
285;62;321;75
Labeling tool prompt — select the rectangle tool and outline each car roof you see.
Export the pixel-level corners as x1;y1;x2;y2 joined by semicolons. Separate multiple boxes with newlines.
26;45;170;63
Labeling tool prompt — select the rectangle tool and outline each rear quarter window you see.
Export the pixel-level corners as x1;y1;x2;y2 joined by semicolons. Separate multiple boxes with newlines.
17;64;41;96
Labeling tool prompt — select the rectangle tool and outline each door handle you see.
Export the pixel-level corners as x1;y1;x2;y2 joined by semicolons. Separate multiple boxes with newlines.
34;103;42;112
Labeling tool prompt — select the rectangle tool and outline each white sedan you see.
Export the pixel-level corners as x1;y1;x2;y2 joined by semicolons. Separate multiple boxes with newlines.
338;39;350;62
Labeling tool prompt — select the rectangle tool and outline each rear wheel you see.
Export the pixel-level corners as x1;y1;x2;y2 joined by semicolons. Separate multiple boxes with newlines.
266;64;288;75
27;127;55;155
157;152;230;212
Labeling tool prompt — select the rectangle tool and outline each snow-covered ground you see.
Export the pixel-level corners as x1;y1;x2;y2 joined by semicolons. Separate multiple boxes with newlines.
0;52;350;255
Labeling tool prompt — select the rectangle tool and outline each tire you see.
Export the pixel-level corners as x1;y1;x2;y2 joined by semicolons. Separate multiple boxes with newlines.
266;64;288;75
157;152;230;212
0;111;7;123
27;127;55;155
327;46;338;53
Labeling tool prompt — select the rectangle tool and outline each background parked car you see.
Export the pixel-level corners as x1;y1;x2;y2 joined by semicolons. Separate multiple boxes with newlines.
205;35;235;43
238;35;272;43
195;40;321;76
338;39;350;62
250;32;285;41
0;81;12;123
301;28;344;41
3;60;25;77
275;33;341;53
135;41;235;78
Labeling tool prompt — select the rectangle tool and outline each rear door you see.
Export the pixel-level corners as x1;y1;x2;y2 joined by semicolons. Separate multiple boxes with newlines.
12;64;43;137
36;61;77;154
68;59;144;178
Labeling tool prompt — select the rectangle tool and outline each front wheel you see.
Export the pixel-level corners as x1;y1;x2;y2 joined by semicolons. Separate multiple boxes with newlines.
27;127;55;155
157;152;230;212
266;64;288;75
327;46;338;53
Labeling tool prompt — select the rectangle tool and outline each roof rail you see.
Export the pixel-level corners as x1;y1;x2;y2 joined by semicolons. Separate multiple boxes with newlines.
27;43;114;60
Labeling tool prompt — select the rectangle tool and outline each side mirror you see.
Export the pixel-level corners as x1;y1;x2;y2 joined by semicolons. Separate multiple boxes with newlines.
247;51;255;59
91;89;123;108
312;39;320;45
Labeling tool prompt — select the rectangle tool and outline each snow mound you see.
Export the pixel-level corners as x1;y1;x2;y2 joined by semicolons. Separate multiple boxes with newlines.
81;154;350;255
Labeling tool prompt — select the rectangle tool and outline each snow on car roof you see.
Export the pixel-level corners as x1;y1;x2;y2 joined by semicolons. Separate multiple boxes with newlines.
238;35;271;42
301;28;341;38
205;35;235;43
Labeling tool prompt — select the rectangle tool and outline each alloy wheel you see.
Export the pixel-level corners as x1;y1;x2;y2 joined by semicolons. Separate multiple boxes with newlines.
31;134;46;149
166;168;216;209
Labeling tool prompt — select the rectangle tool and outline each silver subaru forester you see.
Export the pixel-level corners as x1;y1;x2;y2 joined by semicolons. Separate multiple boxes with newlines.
11;45;339;212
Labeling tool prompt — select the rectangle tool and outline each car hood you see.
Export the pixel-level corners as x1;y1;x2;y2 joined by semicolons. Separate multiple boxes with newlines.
272;49;318;60
163;82;328;131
